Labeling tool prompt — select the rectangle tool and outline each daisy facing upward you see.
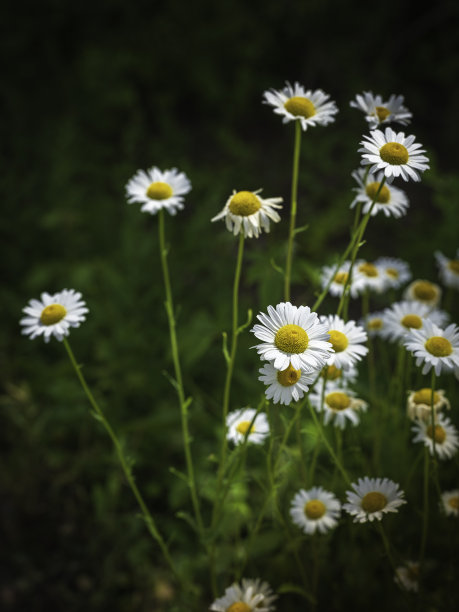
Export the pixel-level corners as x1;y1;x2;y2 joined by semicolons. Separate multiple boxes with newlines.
125;166;191;215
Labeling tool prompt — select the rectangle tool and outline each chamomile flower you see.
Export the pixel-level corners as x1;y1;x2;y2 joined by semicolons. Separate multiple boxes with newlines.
404;279;442;309
320;315;368;370
309;387;367;429
263;82;338;131
360;311;388;339
210;578;277;612
343;477;406;523
382;301;438;343
350;92;412;130
435;249;459;290
359;127;429;182
211;189;283;238
320;260;361;298
412;414;459;460
125;166;191;215
258;362;316;406
350;168;409;218
374;257;412;290
290;487;341;535
406;387;450;422
20;289;88;343
403;320;459;375
251;302;333;372
353;260;386;293
440;489;459;517
226;408;269;446
394;561;420;593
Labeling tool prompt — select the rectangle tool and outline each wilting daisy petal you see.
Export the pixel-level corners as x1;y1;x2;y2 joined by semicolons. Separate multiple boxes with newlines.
125;166;191;215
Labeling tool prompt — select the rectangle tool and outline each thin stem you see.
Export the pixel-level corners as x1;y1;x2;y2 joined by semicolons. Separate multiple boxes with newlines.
284;121;302;302
419;448;430;571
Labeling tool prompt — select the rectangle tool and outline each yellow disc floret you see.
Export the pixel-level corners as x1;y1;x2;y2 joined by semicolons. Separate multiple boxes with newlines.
413;388;440;405
365;181;391;203
426;424;446;444
448;496;459;510
304;499;326;520
40;304;67;326
236;421;255;436
228;191;261;216
227;603;251;612
448;260;459;274
334;271;349;285
284;96;316;119
277;364;302;387
385;267;399;278
328;330;349;353
324;365;342;380
358;262;378;277
375;106;391;122
425;336;453;357
413;281;437;301
401;314;423;329
361;491;388;513
379;142;409;165
146;181;173;200
368;317;383;330
275;324;309;353
325;391;351;411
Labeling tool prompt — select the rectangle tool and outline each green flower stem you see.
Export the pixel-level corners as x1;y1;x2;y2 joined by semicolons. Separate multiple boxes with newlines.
419;447;430;571
158;209;204;536
62;338;180;582
430;369;437;459
377;522;397;574
361;289;376;396
284;121;302;302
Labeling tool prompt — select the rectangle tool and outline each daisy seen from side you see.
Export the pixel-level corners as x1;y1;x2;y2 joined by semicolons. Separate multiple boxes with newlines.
210;578;277;612
435;249;459;290
403;320;459;376
374;256;412;290
403;279;442;309
290;487;341;535
350;168;409;218
125;166;191;215
440;490;459;517
320;314;368;370
258;362;316;406
309;386;367;429
406;387;450;422
226;408;269;446
412;414;459;460
350;91;412;130
343;477;406;523
394;561;420;593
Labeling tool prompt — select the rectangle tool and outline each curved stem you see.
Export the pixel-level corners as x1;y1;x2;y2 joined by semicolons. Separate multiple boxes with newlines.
284;121;302;302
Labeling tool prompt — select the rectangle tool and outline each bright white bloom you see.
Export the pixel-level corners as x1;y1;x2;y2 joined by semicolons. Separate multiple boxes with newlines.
350;92;412;130
440;490;459;517
125;166;191;215
412;414;459;460
320;315;368;370
290;487;341;534
251;302;333;372
374;257;412;290
435;249;459;290
403;320;459;376
210;578;277;612
394;561;420;593
382;300;443;344
360;311;388;339
263;82;338;131
350;168;409;218
343;477;406;523
211;189;282;238
258;362;315;405
353;260;386;294
226;408;269;446
403;279;442;309
320;260;361;298
20;289;88;343
406;387;450;422
359;127;429;182
309;386;367;429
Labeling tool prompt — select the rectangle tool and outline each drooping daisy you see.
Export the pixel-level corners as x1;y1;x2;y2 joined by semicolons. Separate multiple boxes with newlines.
320;260;361;298
226;408;269;446
210;578;277;612
125;166;191;215
373;257;412;290
440;490;459;517
412;414;459;460
403;320;459;375
435;249;459;290
263;82;338;131
258;362;316;406
211;189;283;238
20;289;88;343
350;92;412;130
343;477;406;523
320;315;368;370
403;279;442;309
350;168;409;218
382;301;438;344
290;487;341;535
251;302;333;372
394;561;420;593
353;260;386;294
309;387;367;429
359;127;429;182
406;387;450;422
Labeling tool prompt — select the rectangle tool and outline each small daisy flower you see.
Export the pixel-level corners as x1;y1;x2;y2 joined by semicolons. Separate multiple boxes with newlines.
320;315;368;370
263;82;338;131
404;279;442;309
319;363;359;388
350;92;412;130
382;300;439;344
125;166;191;215
350;168;409;218
343;477;406;523
210;578;277;612
412;414;459;460
373;257;412;290
309;387;367;429
211;189;283;239
359;127;429;182
226;408;269;446
290;487;341;535
394;561;420;593
403;320;459;376
360;311;388;339
440;490;459;517
406;387;450;422
353;260;386;294
320;260;361;299
251;302;333;372
435;249;459;290
258;362;316;406
20;289;88;343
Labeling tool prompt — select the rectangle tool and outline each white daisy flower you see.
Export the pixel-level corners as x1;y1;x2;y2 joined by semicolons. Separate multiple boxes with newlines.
20;289;88;343
403;320;459;376
211;189;282;239
360;311;388;339
373;257;412;290
412;414;459;460
406;387;450;422
350;168;409;218
353;260;386;294
258;362;316;406
210;578;276;612
125;166;191;215
226;408;269;446
403;279;442;309
350;91;412;130
343;477;406;523
320;260;361;299
435;249;459;290
263;81;338;131
382;300;441;344
440;489;459;517
251;302;333;373
359;127;429;182
290;486;341;535
319;363;359;388
394;561;420;593
320;315;368;370
309;387;367;429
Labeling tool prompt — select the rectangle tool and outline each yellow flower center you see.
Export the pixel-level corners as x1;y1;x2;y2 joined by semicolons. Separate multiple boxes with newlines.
227;603;252;612
146;181;173;200
277;364;302;387
413;388;440;405
426;424;446;444
361;491;388;513
358;262;378;277
448;260;459;274
413;281;437;301
375;106;391;122
324;365;342;380
368;317;383;330
304;499;327;519
334;271;349;285
386;267;399;278
236;421;255;436
228;191;261;216
40;304;67;326
328;330;349;353
325;391;351;411
425;336;453;357
284;96;316;119
275;324;309;353
379;142;409;165
365;181;391;204
448;496;459;510
401;314;423;329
